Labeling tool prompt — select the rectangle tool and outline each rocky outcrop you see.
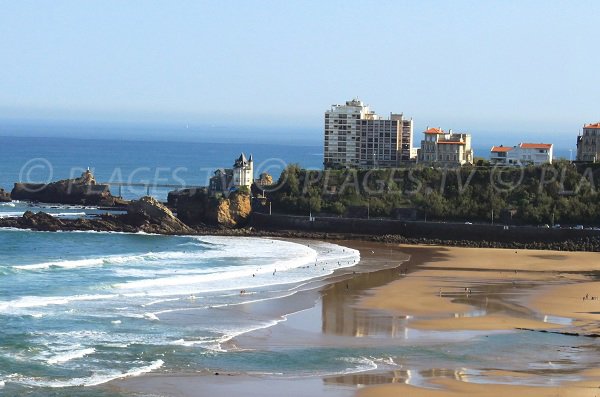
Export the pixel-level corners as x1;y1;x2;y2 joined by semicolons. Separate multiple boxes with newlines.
0;188;10;202
20;211;65;231
11;170;123;206
171;188;251;228
227;191;251;226
124;196;194;234
0;197;193;234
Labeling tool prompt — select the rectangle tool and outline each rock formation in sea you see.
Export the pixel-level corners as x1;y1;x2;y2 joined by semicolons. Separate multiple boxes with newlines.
0;196;193;234
123;196;194;234
10;169;126;206
0;187;10;202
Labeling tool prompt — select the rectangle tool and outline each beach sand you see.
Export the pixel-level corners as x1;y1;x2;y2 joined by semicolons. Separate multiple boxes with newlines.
108;241;600;397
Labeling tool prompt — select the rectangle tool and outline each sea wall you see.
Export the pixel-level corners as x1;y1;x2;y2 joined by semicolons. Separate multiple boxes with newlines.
250;213;600;248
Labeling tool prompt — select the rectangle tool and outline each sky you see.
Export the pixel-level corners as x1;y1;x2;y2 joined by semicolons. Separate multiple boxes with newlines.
0;0;599;146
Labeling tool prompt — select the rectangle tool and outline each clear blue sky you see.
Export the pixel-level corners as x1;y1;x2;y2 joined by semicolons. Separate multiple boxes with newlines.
0;0;598;146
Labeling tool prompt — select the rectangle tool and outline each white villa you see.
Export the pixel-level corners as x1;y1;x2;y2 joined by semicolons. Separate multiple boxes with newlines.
208;153;254;195
232;153;253;189
490;143;553;166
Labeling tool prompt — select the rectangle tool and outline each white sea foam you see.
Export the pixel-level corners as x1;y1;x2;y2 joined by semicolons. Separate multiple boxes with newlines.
0;202;16;207
12;247;232;271
339;356;379;374
0;211;24;218
47;348;95;364
112;237;359;297
19;359;164;388
50;212;87;218
14;258;106;270
0;294;118;313
143;312;160;321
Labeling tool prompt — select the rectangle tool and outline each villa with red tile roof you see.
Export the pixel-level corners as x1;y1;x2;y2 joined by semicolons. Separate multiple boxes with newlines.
576;122;600;162
490;143;553;165
417;127;473;166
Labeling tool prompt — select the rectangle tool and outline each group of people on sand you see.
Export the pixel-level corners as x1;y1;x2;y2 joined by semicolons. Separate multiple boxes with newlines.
583;293;598;301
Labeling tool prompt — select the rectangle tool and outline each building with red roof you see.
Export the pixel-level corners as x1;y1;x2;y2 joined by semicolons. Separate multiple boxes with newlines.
576;122;600;162
417;127;474;166
489;143;553;165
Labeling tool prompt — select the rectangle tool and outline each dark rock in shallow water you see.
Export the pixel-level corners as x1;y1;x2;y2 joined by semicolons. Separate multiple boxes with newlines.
124;196;194;234
0;196;193;234
0;188;10;202
20;211;64;231
10;169;123;206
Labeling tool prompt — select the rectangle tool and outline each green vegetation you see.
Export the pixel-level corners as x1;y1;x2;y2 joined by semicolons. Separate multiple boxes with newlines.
263;162;600;225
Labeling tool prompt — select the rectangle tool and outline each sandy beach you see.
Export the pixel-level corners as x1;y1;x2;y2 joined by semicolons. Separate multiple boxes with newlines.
109;241;600;397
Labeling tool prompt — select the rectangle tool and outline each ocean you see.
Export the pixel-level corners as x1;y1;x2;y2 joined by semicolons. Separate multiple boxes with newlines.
0;134;597;396
0;135;324;201
0;229;363;394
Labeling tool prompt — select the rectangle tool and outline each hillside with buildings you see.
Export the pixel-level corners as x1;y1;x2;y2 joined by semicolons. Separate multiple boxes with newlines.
324;98;599;169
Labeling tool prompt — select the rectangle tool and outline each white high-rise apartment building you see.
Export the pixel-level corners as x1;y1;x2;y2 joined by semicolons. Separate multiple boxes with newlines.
324;99;413;169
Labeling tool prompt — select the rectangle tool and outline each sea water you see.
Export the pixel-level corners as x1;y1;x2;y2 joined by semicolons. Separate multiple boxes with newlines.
0;228;361;395
0;136;323;201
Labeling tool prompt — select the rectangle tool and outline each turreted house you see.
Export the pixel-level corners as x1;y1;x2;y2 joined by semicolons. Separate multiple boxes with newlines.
209;153;254;195
233;153;253;189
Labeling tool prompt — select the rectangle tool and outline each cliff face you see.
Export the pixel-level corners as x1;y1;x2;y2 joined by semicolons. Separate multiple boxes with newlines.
11;170;120;206
172;188;251;228
228;191;252;225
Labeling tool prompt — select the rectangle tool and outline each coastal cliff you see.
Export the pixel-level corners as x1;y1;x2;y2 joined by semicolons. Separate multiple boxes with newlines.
169;188;251;228
11;170;125;206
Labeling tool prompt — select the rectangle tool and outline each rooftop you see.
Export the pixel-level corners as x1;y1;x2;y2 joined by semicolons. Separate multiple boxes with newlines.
491;146;513;153
584;122;600;129
424;127;445;134
519;143;552;149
